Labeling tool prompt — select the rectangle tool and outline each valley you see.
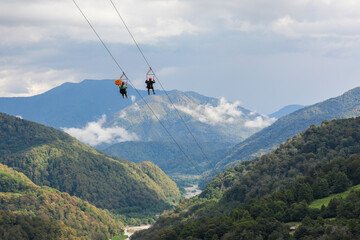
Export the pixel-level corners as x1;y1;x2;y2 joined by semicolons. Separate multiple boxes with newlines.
1;82;360;239
184;184;202;199
2;0;360;238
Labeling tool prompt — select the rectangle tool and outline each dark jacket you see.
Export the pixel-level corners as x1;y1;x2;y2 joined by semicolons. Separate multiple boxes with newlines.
145;79;155;89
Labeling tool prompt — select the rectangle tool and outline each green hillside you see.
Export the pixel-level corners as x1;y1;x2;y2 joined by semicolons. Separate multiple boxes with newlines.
206;87;360;182
0;163;123;239
132;117;360;239
134;155;360;239
0;112;181;218
202;117;360;202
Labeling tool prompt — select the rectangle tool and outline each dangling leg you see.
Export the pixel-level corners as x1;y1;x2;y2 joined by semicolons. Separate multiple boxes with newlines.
125;92;128;98
148;88;150;95
152;88;155;95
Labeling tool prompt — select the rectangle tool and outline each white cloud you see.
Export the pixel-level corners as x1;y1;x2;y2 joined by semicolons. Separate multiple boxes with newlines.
2;0;360;47
175;97;243;125
130;103;140;112
0;0;201;46
245;116;276;128
0;68;80;97
271;16;360;38
117;111;127;119
62;114;139;146
183;0;360;39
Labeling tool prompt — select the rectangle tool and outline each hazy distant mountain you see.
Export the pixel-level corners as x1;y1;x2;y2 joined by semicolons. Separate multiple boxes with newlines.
212;87;360;172
101;90;274;145
269;104;305;118
0;79;155;128
0;80;272;149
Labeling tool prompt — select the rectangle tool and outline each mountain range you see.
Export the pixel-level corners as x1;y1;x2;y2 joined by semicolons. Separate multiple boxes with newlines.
0;80;274;149
1;80;360;239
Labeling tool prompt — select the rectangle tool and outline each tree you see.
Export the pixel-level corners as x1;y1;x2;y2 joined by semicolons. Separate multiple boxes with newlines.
312;178;330;199
332;172;349;193
298;183;314;203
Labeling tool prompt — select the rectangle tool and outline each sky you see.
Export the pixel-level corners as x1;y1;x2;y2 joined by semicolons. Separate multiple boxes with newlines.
1;0;360;114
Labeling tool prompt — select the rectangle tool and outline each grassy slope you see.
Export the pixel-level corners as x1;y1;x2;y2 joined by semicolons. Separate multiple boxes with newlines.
309;184;360;209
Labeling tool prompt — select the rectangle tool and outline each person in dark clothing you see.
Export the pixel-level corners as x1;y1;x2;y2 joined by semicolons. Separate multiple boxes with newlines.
145;77;155;95
119;81;128;99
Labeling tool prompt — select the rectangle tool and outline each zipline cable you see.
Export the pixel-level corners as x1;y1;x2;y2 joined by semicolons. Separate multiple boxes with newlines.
72;0;201;174
109;0;215;169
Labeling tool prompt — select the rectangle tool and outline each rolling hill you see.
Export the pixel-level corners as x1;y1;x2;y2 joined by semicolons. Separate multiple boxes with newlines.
0;163;124;239
0;112;181;218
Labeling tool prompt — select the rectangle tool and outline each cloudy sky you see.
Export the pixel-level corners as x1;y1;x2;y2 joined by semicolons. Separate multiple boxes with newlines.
1;0;360;113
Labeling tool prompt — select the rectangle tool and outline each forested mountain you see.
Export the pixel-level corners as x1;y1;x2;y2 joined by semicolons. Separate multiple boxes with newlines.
0;112;181;218
0;163;123;239
133;116;360;239
210;87;360;174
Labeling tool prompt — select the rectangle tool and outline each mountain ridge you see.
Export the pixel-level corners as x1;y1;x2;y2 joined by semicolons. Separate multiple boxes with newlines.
212;86;360;172
269;104;305;118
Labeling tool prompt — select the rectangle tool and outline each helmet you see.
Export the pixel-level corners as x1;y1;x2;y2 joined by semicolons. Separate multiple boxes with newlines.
122;81;125;84
149;78;152;80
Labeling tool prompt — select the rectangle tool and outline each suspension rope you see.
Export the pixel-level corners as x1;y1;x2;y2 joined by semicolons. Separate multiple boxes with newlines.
72;0;201;174
109;0;215;169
